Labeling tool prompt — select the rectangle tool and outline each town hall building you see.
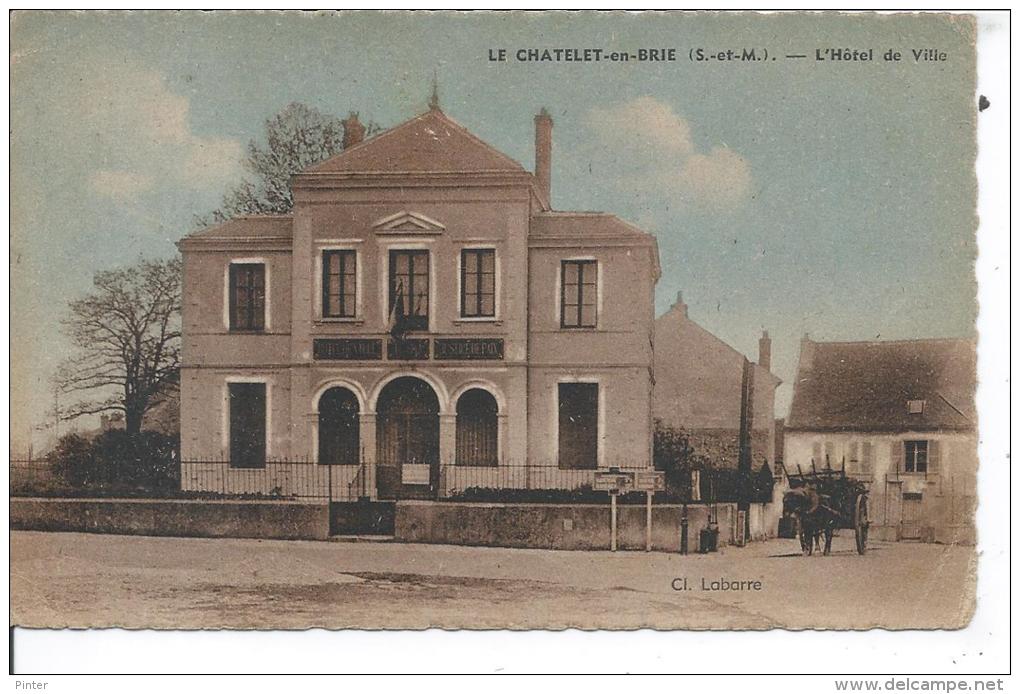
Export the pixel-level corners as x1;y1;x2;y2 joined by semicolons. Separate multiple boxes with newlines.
178;102;661;500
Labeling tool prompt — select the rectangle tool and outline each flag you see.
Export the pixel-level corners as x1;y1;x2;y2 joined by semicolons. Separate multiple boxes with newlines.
387;280;406;338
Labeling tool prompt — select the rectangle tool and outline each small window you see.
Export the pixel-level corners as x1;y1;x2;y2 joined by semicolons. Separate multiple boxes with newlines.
561;260;597;328
907;399;926;414
229;383;266;468
322;250;357;318
389;250;429;332
460;249;496;318
229;263;265;331
904;440;928;473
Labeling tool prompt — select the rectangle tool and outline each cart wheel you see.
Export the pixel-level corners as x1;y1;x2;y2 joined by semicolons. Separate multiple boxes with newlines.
854;495;869;555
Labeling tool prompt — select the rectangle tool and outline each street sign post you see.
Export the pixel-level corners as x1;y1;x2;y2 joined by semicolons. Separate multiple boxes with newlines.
593;469;664;551
633;471;665;551
594;469;634;551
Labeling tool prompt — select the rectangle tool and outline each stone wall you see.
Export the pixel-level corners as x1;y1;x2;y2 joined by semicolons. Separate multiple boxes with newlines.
395;500;743;552
11;497;329;540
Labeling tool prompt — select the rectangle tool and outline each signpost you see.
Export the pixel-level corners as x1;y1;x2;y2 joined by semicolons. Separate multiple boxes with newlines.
634;471;665;552
594;469;664;552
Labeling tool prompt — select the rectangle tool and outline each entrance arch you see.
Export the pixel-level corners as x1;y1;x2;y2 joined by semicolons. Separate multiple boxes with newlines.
376;376;440;499
317;387;360;465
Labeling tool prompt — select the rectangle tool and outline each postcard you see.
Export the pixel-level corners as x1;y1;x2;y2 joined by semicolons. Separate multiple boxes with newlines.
10;10;982;632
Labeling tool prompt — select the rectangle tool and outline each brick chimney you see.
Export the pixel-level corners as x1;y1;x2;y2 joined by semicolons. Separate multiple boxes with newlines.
534;108;553;206
342;112;366;149
673;290;688;318
758;330;772;371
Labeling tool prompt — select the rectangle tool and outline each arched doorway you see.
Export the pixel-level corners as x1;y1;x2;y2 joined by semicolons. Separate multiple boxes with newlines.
456;389;499;466
376;376;440;499
317;387;360;466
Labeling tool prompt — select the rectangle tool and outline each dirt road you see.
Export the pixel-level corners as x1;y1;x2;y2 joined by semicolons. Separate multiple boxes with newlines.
11;531;975;629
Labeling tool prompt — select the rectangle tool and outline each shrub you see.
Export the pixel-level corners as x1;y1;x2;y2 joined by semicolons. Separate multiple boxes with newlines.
47;430;179;494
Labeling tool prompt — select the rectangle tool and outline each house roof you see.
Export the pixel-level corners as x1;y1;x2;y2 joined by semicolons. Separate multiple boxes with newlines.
531;212;661;279
301;109;528;175
654;301;781;387
531;212;656;241
180;216;293;242
786;337;976;433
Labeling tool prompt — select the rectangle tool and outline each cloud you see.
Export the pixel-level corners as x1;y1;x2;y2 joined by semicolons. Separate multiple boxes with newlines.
48;56;243;199
584;97;752;211
90;169;155;199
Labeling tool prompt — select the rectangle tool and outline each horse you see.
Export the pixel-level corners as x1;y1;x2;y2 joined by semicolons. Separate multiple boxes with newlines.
782;487;839;556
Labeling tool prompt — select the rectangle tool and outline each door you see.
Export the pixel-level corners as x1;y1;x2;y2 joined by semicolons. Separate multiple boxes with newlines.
376;377;440;499
901;493;924;540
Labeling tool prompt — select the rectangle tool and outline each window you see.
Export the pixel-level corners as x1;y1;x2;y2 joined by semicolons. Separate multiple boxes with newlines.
812;441;822;465
460;249;496;318
847;441;859;473
824;441;835;467
558;382;598;470
322;250;357;318
229;263;265;331
389;250;429;331
561;260;597;328
907;399;926;414
455;389;499;466
904;440;928;473
229;383;266;468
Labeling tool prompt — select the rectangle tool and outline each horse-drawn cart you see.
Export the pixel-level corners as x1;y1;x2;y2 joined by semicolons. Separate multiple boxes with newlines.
781;464;870;555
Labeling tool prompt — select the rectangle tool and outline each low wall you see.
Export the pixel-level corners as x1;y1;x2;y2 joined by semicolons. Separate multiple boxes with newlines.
11;497;329;541
395;500;741;552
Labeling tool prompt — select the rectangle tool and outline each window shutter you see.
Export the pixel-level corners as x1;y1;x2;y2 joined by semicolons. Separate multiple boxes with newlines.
892;440;905;473
862;441;873;476
927;440;940;475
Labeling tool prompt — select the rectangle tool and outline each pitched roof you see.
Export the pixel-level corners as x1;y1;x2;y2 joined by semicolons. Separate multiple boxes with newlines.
786;337;976;433
182;216;293;241
531;212;661;279
302;109;527;174
530;212;657;242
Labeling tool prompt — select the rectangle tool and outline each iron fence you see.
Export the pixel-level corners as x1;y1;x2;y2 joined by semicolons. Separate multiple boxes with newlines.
180;459;367;502
12;457;773;505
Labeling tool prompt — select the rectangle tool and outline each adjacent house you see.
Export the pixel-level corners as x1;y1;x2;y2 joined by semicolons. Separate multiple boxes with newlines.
652;293;780;470
177;103;661;501
784;336;977;544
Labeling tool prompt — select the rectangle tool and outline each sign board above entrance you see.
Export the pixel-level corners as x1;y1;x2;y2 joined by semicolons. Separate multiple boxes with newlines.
313;338;382;361
434;338;505;360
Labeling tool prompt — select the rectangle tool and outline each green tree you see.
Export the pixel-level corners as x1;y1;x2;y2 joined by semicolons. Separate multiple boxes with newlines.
199;102;379;224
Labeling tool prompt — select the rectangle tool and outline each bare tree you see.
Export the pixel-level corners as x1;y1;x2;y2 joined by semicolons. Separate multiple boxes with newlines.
56;257;181;435
198;102;380;225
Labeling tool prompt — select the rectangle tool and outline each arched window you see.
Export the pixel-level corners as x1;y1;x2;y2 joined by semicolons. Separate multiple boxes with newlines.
456;389;499;466
318;387;360;465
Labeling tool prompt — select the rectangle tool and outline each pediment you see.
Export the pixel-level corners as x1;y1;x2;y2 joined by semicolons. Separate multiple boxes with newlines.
372;211;446;235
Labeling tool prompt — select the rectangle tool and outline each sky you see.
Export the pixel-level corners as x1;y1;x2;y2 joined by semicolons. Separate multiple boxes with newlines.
10;11;978;452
